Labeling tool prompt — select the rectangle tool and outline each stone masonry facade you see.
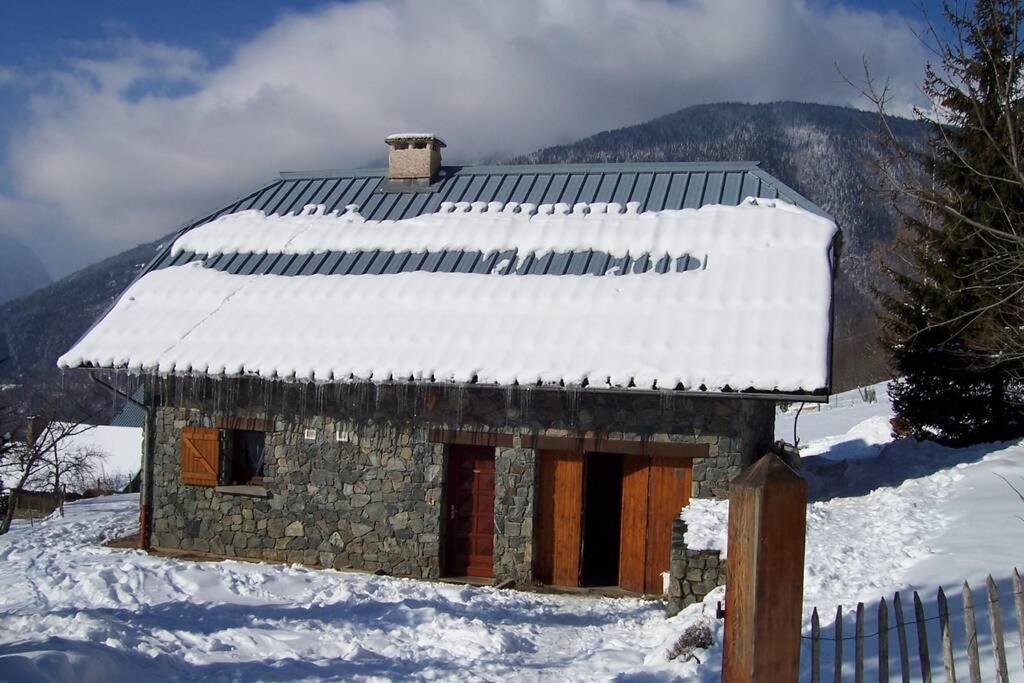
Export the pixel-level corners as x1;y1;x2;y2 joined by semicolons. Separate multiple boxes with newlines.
152;411;447;577
666;517;725;615
146;377;774;590
493;443;536;586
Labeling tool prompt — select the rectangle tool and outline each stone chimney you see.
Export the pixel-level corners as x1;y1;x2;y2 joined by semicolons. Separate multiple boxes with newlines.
25;415;41;447
385;134;446;181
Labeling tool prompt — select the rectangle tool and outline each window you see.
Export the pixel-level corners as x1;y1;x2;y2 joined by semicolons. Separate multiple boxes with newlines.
221;429;266;486
181;422;271;490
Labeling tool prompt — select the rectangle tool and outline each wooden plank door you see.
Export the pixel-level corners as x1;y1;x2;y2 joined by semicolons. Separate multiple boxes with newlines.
444;445;495;578
644;456;692;594
619;454;693;594
181;426;220;486
618;454;650;593
534;450;584;586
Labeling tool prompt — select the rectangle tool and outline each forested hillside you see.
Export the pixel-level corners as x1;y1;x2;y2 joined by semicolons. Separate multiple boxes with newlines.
513;101;926;387
0;235;50;305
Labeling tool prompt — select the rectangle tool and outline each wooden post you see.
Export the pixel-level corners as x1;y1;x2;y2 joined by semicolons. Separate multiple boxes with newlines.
856;602;865;683
963;582;981;683
986;576;1009;683
914;591;932;683
722;452;808;682
879;598;889;683
811;608;821;683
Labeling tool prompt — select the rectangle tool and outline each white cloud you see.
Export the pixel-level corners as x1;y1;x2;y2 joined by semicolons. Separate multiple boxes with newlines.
1;0;927;277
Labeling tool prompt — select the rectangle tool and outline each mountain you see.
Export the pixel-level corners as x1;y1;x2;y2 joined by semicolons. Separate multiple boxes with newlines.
512;101;927;388
0;236;163;419
0;101;923;408
0;235;51;305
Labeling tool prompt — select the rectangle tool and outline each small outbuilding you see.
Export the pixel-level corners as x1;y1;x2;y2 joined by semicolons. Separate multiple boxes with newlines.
60;135;837;596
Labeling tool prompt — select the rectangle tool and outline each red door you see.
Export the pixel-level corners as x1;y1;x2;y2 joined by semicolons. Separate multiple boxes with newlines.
445;445;495;578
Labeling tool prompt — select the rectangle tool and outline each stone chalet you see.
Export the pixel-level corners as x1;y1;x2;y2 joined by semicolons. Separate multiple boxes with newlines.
60;134;838;605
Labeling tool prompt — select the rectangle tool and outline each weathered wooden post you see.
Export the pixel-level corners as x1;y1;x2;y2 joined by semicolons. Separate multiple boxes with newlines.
722;451;808;682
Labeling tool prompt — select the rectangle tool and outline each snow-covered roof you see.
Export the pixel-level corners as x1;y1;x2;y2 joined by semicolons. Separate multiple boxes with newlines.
59;199;838;395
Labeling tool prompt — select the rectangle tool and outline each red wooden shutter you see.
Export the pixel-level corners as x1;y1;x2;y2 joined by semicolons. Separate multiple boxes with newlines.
181;427;220;486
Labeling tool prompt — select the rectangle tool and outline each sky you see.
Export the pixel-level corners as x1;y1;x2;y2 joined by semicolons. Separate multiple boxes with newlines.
0;0;939;278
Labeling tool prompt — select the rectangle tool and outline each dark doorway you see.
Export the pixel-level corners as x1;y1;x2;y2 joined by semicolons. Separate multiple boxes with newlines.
580;453;624;586
444;444;495;579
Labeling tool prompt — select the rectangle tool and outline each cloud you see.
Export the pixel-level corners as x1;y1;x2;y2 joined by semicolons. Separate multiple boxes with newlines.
1;0;927;277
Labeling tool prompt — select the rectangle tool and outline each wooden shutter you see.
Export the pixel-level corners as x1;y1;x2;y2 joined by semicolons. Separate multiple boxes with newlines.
181;426;220;486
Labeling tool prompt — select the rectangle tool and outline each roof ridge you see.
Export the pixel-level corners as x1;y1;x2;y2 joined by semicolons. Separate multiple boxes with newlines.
278;160;765;180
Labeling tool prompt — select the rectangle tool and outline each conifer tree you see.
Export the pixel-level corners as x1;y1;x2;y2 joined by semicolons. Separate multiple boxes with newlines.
876;0;1024;444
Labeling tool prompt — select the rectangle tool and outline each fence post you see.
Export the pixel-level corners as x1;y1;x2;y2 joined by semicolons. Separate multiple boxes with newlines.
722;452;808;682
986;576;1009;683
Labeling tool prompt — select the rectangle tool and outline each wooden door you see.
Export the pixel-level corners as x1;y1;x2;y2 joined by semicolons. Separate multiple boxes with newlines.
618;454;650;593
534;450;584;586
618;455;693;594
644;456;692;594
444;445;495;578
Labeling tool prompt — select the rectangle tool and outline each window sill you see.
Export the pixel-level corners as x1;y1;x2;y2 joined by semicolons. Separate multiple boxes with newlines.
215;485;271;498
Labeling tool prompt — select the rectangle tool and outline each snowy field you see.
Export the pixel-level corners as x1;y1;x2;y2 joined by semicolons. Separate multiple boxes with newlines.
0;497;718;682
0;383;1022;681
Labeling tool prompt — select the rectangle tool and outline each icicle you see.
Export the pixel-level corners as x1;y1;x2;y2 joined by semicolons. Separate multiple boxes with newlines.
455;384;465;427
566;386;581;429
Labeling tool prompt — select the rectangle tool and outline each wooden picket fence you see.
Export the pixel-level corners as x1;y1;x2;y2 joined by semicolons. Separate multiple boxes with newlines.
804;569;1024;682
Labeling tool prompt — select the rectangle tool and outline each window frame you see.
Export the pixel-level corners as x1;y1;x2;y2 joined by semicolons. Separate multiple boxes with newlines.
218;428;267;487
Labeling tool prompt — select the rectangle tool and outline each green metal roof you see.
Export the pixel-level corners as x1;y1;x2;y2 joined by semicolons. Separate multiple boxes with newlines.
148;161;831;276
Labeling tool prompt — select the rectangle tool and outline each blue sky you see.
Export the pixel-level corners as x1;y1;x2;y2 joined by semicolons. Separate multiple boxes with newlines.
0;2;327;164
0;0;935;277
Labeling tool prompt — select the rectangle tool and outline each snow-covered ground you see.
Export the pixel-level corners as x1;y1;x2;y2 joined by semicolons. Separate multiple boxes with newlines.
0;382;1022;681
0;496;721;682
778;382;1024;678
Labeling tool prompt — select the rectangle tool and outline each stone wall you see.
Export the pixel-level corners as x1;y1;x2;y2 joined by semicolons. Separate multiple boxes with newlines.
145;376;775;587
493;443;535;585
151;409;446;578
667;517;726;616
691;399;776;499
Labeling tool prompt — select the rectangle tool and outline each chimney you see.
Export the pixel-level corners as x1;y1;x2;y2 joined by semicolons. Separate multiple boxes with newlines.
385;133;446;181
26;415;41;448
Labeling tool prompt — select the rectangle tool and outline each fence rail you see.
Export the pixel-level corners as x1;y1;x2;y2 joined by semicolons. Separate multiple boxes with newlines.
805;569;1024;682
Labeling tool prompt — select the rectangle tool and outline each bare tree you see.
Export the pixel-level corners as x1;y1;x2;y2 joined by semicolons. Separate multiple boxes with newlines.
0;371;110;533
0;418;105;532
